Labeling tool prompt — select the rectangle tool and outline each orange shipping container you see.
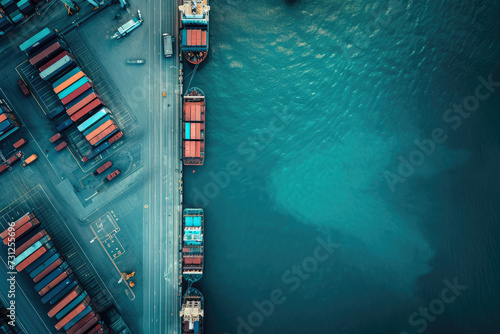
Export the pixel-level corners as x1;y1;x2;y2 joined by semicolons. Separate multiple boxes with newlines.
48;287;81;318
15;230;47;256
0;213;33;240
54;72;85;94
16;247;47;272
195;141;201;157
0;114;6;123
85;120;115;141
202;31;207;46
67;95;97;116
197;30;202;46
89;125;118;146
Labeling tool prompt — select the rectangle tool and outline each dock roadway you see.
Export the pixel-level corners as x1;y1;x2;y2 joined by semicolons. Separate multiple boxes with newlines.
143;0;182;333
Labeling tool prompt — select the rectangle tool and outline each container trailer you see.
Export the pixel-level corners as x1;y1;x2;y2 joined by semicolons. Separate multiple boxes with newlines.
55;141;67;151
70;99;102;122
56;292;88;320
77;108;110;132
29;252;60;278
25;248;56;273
61;83;92;105
15;229;46;256
106;169;120;181
65;90;97;113
90;125;118;146
34;262;68;291
56;118;74;132
54;303;87;330
17;79;30;96
52;67;81;88
15;246;47;271
57;77;88;99
66;312;97;334
19;27;54;54
66;94;98;117
16;241;54;272
83;115;112;137
0;212;34;239
39;55;75;81
0;163;8;173
93;161;112;175
48;106;65;119
64;305;92;331
46;278;78;304
54;71;85;94
41;276;76;304
33;258;64;283
108;130;124;144
5;151;22;165
39;268;72;296
38;51;70;72
49;133;62;143
4;218;41;245
29;41;62;66
85;120;115;141
23;154;38;166
13;138;27;149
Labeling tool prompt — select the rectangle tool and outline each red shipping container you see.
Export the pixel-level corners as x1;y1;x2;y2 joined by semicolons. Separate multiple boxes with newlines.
202;31;207;46
197;30;202;46
89;125;118;146
30;42;62;66
86;324;102;334
33;258;63;283
48;287;81;318
195;141;201;157
39;270;70;296
38;51;68;72
107;131;123;144
68;313;97;334
71;99;103;122
3;218;40;245
85;120;114;141
15;230;47;256
55;141;67;152
61;83;92;105
55;303;86;330
49;133;62;143
16;246;48;272
0;213;34;239
66;94;98;116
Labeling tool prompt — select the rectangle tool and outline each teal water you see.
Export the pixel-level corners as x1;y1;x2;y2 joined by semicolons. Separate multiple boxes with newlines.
184;0;500;333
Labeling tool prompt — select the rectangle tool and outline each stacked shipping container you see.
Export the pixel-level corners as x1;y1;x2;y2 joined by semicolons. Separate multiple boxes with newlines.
0;212;107;333
0;0;39;35
19;27;124;161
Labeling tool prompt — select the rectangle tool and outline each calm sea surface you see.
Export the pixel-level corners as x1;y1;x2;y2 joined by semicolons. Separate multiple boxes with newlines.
183;0;500;333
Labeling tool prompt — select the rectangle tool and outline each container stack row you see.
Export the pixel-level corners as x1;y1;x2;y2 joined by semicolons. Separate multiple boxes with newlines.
1;212;106;333
19;27;124;161
0;0;42;35
0;98;20;142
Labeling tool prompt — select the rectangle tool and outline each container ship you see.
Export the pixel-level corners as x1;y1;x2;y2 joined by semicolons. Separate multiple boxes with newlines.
182;208;203;282
182;87;205;165
180;287;204;334
179;0;210;64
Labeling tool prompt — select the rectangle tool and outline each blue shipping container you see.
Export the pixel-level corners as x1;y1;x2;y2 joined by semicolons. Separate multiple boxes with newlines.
185;123;191;139
25;248;56;274
83;115;111;137
77;108;109;132
34;262;68;292
64;89;93;110
47;275;78;305
56;118;74;132
29;253;60;278
14;235;50;266
63;306;93;331
42;274;78;304
19;28;54;54
52;67;81;88
57;77;88;99
85;142;111;161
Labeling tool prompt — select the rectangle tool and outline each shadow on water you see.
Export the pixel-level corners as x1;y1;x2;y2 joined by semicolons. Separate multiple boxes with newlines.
284;0;299;5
